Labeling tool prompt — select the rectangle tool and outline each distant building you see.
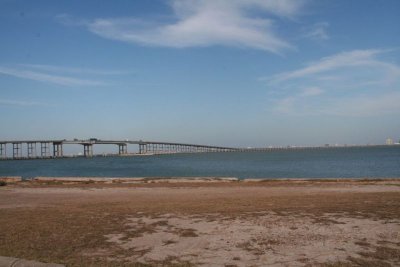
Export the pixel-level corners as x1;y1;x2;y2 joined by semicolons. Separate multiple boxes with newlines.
386;138;394;145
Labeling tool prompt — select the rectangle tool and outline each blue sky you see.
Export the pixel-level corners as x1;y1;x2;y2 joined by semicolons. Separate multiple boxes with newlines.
0;0;399;147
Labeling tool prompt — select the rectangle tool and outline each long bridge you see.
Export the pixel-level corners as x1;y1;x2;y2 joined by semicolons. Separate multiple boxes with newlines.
0;139;240;160
0;139;393;160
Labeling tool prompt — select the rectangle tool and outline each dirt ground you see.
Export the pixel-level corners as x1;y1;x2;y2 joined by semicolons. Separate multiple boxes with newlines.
0;179;399;266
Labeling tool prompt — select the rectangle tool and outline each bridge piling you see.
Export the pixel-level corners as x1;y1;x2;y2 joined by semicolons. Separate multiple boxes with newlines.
27;142;36;158
12;143;22;159
53;143;63;157
40;142;50;157
118;144;127;155
83;144;93;157
138;144;143;154
0;143;6;158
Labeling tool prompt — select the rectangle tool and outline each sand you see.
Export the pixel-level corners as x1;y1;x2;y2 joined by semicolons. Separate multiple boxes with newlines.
0;178;399;266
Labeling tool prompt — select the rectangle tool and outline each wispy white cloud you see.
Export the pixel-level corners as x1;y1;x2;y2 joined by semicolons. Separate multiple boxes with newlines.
267;49;390;83
19;64;134;76
274;96;296;114
300;86;323;96
55;13;87;26
0;98;51;107
274;91;400;117
322;92;400;116
266;49;400;116
273;87;323;114
0;66;106;86
304;22;329;41
75;0;306;53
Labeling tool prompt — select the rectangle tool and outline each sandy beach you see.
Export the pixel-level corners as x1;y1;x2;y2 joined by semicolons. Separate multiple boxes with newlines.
0;178;399;266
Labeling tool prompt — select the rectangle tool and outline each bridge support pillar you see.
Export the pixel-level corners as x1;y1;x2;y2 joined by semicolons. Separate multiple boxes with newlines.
139;144;147;154
84;144;93;157
53;143;63;157
27;142;36;158
0;143;6;158
40;142;50;157
12;143;22;159
118;144;127;155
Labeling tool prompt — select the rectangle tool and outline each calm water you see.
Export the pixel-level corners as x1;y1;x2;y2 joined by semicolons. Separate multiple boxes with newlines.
0;146;399;179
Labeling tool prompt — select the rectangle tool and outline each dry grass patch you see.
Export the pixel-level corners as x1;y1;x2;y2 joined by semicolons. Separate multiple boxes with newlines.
175;228;198;238
354;239;372;248
347;256;391;267
359;246;400;261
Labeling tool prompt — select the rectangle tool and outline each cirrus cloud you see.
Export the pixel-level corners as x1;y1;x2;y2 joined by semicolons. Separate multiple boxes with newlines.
304;22;329;41
264;49;400;116
0;98;51;107
0;66;105;86
265;49;391;84
73;0;307;53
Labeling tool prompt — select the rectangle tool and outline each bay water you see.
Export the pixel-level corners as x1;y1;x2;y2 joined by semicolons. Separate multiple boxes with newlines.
0;146;399;179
